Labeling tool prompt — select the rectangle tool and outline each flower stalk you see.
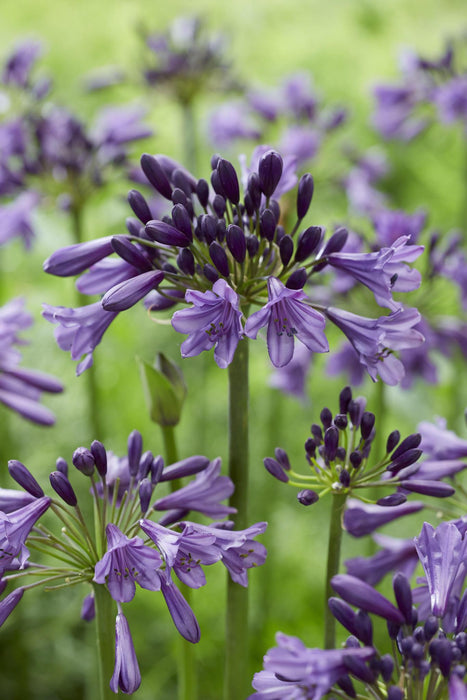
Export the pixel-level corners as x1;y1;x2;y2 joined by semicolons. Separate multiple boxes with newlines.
324;493;347;649
92;582;116;700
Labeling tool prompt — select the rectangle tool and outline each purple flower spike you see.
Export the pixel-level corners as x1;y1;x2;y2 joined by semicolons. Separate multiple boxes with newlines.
414;521;467;618
245;277;328;367
331;574;404;624
158;572;200;643
93;523;162;602
171;279;243;369
43;237;114;277
0;588;24;628
102;270;164;311
344;498;424;537
110;612;141;694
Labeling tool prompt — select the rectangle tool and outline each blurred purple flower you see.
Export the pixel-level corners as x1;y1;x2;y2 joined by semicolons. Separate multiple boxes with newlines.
345;535;418;586
418;418;467;460
343;498;424;537
0;191;40;249
433;76;467;125
269;343;313;400
208;102;262;147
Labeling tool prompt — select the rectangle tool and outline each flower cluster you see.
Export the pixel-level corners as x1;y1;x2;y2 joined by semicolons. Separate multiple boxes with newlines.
43;148;424;381
0;430;267;694
251;519;467;699
0;297;62;424
263;386;458;526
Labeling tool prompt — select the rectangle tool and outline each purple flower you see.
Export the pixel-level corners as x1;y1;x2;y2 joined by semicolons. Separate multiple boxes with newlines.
2;40;43;88
0;191;40;249
157;571;200;643
110;612;141;694
245;277;328;367
269;343;313;400
102;269;164;311
0;488;35;514
414;522;467;618
433;76;467;125
154;458;236;520
42;301;118;375
418;418;467;460
0;497;51;574
0;587;24;628
171;279;243;369
345;535;418;586
279;125;321;165
208;102;262;147
372;207;426;247
331;574;405;624
93;523;162;602
343;498;424;538
326;341;366;386
43;236;115;277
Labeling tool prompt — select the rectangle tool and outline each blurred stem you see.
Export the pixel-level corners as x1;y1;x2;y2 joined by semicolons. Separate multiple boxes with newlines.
367;380;386;554
181;100;198;174
324;493;347;649
92;583;116;700
161;424;197;700
225;339;249;700
70;201;103;440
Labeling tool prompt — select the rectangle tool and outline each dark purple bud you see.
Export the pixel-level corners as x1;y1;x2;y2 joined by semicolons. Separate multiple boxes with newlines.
343;655;375;684
400;480;455;498
171;204;193;242
286;268;307;289
196;179;209;208
90;441;107;477
411;643;424;663
431;639;453;677
296;173;314;220
336;446;346;461
320;407;333;430
391;433;422;461
80;593;95;622
269;200;280;223
139;478;152;513
102;270;164;311
200;215;217;244
297;489;319;505
128;189;152;224
311;424;323;442
360;412;375;440
8;460;44;498
177;248;195;276
355;610;373;646
172;169;194;196
151;455;164;485
216;219;227;242
334;414;348;430
387;620;401;639
171;187;188;209
264;457;289;483
393;573;412;624
203;264;219;283
279;236;293;265
386;430;401;453
260;209;276;241
146;220;191;247
211;170;225;197
111;236;152;271
274;448;290;470
331;574;405;624
424;616;439;641
55;457;68;476
246;235;259;258
322;227;349;255
210;154;221;170
274;226;285;244
344;636;360;649
295;226;323;262
137;451;153;480
244;192;254;217
387;448;423;473
126;217;143;238
305;437;316;458
217;159;240;204
387;686;404;700
128;430;143;477
209;241;230;277
377;493;407;507
72;447;95;476
328;598;359;638
213;194;226;218
258;150;283;197
140;154;172;199
349;451;362;470
227;224;246;263
159;456;210;482
339;386;352;414
247;172;262;210
324;426;339;461
380;654;394;682
349;398;365;427
49;471;77;507
339;469;351;487
336;675;356;698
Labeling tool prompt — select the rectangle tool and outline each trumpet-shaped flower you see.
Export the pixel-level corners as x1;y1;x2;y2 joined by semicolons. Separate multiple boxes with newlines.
110;612;141;694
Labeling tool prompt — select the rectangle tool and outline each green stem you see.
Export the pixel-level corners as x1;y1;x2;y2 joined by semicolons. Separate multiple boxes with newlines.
161;424;197;700
92;583;116;700
180;100;198;174
324;493;347;649
225;339;249;700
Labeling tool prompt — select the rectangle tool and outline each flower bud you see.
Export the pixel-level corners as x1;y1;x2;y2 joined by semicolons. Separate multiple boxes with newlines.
296;173;314;220
203;264;219;283
376;493;407;507
80;593;95;622
128;189;152;224
209;241;230;277
55;457;68;476
171;204;193;242
391;433;421;461
140;154;172;199
264;457;289;483
139;478;152;513
274;447;290;471
196;178;209;208
138;451;154;480
324;425;339;461
322;227;349;255
260;209;276;241
320;407;332;429
286;268;307;289
127;430;143;477
111;236;152;271
246;235;259;258
297;489;319;505
279;235;293;265
72;447;95;476
294;226;322;262
339;386;352;414
393;572;412;624
258;150;283;197
151;456;164;485
386;430;400;453
177;248;195;276
49;471;78;507
90;441;107;477
145;220;191;247
8;460;44;498
212;194;226;218
217;159;240;204
227;225;246;263
360;412;375;440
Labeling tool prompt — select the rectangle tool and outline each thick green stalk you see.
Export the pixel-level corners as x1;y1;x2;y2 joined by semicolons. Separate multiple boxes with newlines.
92;583;116;700
161;425;197;700
324;493;347;649
225;339;249;700
70;202;103;440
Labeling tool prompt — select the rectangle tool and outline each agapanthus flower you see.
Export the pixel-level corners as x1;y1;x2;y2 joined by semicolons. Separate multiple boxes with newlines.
0;297;63;423
0;430;267;693
43;149;423;381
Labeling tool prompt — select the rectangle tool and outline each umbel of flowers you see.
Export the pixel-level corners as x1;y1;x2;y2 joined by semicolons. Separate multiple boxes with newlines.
43;148;424;383
0;430;266;695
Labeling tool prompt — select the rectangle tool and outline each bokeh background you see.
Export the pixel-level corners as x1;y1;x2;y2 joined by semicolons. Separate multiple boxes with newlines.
0;0;466;697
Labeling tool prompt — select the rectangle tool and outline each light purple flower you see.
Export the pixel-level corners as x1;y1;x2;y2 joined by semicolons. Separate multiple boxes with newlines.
433;76;467;125
343;498;424;538
110;612;141;694
0;191;40;249
345;535;418;586
418;418;467;460
373;207;426;247
43;236;115;277
449;674;467;700
93;523;162;602
331;574;405;624
42;301;118;375
0;496;51;574
208;102;262;147
102;269;164;311
0;588;24;628
2;40;43;88
414;521;467;618
279;125;321;165
0;488;35;514
245;277;328;367
157;571;200;643
269;343;313;400
171;279;243;369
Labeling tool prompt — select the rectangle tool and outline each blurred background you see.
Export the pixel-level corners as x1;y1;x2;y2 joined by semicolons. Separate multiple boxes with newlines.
0;0;466;697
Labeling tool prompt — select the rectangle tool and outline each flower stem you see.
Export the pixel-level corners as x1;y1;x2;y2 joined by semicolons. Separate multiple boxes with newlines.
161;424;197;700
225;339;250;700
324;493;347;649
92;583;116;700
